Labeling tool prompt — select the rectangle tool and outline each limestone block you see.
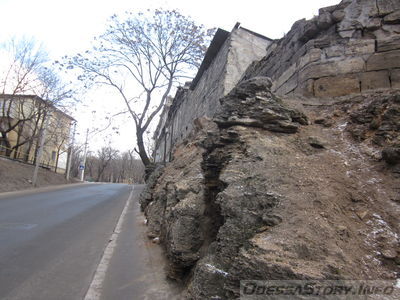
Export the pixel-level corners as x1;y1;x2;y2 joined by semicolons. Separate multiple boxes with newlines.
319;4;340;14
338;29;357;38
361;0;380;17
383;10;400;24
377;0;400;16
351;30;363;39
294;79;315;97
338;0;378;30
325;45;345;57
290;44;307;66
313;38;332;49
377;36;400;52
300;57;365;81
363;18;382;30
304;40;317;51
273;63;297;91
299;21;319;42
317;12;334;30
360;70;391;91
332;9;346;22
298;48;323;70
391;69;400;88
345;39;375;55
366;50;400;71
275;73;298;96
382;24;400;34
314;75;360;97
338;6;361;32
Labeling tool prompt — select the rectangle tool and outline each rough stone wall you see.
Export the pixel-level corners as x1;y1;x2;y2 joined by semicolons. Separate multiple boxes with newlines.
144;0;400;298
141;77;400;299
155;0;400;163
154;27;271;163
242;0;400;98
154;32;230;162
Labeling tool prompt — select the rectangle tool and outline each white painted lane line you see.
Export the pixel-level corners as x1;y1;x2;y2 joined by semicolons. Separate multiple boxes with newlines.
84;185;135;300
0;223;38;230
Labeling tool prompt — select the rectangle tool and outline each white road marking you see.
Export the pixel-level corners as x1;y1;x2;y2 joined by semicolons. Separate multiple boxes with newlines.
84;185;135;300
0;223;38;230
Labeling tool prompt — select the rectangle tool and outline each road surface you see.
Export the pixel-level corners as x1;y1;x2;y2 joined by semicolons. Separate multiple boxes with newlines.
0;183;181;300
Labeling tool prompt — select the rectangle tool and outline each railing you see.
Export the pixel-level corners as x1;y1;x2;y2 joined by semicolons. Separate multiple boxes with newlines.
0;144;60;172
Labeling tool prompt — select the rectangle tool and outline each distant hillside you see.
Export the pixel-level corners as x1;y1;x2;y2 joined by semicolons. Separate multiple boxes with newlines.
0;157;77;193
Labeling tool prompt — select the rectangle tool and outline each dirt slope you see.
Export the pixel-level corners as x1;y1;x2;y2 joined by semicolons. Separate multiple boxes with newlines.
0;157;76;193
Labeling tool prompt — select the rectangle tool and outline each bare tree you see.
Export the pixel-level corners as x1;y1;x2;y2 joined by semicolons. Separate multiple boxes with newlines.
80;148;144;183
0;95;36;156
0;37;76;163
0;38;48;95
70;146;83;178
95;146;119;182
65;10;214;166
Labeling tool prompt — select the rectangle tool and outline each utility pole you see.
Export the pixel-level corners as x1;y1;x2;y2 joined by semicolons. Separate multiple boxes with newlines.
65;121;77;181
32;115;49;187
79;128;89;182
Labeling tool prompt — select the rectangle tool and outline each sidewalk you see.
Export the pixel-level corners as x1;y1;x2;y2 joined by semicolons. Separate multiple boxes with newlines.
99;186;183;300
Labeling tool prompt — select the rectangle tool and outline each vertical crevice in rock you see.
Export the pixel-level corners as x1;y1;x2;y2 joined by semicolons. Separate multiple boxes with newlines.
199;133;230;251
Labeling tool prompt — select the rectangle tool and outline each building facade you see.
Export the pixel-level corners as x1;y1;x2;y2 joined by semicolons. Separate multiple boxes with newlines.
0;94;75;173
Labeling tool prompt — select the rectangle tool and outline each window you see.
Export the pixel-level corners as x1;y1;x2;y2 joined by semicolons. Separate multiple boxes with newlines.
51;151;57;161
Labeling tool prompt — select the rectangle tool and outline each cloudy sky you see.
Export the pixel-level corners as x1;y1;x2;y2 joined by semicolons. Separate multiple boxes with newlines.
0;0;339;152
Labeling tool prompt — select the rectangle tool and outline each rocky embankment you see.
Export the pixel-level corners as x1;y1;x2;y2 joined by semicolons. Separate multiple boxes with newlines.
140;77;399;299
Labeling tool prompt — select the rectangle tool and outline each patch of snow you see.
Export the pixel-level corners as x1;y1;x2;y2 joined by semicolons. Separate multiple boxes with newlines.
372;213;388;226
337;122;348;131
205;263;229;277
364;213;399;253
367;178;380;184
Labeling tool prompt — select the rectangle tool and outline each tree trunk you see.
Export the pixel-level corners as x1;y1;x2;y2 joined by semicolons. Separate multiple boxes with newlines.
136;129;151;166
55;152;59;173
33;142;39;165
13;124;23;159
24;140;33;162
54;145;63;173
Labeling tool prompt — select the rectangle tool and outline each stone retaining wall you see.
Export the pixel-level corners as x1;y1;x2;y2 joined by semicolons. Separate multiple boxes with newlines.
243;0;400;98
154;26;271;162
154;0;400;163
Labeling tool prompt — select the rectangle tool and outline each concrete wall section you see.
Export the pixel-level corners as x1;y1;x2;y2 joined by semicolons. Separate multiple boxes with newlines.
225;28;272;93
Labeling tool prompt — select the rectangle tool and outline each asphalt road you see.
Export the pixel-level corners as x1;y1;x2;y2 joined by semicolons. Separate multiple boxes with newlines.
0;183;141;300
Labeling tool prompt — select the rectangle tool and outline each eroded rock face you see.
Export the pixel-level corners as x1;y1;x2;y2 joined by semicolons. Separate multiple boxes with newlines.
347;94;400;146
141;79;400;299
345;93;400;175
215;77;308;133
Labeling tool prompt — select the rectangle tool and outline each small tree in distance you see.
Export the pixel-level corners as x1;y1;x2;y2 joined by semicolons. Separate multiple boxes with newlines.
65;10;214;167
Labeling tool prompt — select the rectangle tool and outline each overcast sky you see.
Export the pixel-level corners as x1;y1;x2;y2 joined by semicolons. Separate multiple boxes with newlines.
0;0;339;152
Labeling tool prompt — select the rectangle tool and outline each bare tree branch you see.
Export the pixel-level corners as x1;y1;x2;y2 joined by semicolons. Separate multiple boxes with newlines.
64;10;215;166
